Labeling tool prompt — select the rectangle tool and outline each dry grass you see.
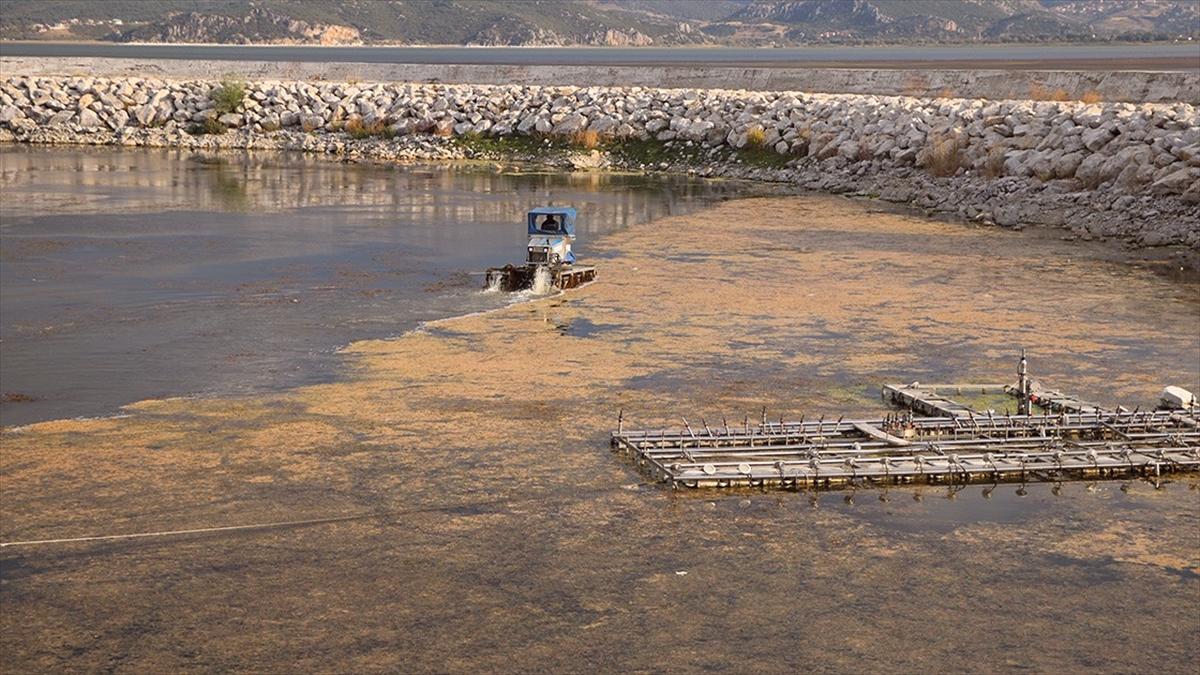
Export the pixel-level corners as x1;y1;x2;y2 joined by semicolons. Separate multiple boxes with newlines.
570;128;601;150
746;125;767;148
923;133;964;177
1079;90;1103;104
934;88;957;99
301;116;322;133
1029;85;1070;101
982;146;1007;178
344;116;365;136
344;116;391;139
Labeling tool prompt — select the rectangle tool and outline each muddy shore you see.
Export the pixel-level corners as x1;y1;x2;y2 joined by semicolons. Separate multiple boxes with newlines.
2;196;1197;672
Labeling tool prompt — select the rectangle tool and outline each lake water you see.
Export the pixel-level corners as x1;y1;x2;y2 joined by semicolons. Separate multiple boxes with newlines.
0;146;736;425
2;146;1198;673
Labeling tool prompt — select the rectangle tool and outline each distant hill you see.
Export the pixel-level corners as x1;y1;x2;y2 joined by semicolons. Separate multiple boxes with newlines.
1;0;1196;45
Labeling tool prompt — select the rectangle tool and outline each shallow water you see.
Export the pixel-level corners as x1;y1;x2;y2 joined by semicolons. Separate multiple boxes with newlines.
1;156;1198;673
0;146;735;425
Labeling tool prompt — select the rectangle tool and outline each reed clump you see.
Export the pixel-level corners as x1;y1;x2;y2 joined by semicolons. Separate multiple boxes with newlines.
922;133;965;177
746;125;767;148
570;128;601;150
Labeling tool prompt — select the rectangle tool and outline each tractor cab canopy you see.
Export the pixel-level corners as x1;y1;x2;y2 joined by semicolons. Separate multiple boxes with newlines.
528;207;577;237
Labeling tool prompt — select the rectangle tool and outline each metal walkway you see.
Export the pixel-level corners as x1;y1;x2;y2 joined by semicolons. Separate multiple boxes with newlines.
882;383;1007;417
612;410;1200;489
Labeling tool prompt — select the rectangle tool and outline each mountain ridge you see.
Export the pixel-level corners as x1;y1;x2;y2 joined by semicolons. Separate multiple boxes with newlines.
1;0;1195;46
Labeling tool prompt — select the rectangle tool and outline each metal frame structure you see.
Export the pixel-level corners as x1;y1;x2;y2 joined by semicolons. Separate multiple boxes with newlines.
612;383;1200;490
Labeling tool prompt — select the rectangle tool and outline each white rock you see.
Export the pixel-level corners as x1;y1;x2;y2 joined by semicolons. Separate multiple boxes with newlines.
134;103;156;126
0;104;23;124
77;108;100;129
1081;127;1114;152
552;112;588;135
107;109;129;130
47;109;74;126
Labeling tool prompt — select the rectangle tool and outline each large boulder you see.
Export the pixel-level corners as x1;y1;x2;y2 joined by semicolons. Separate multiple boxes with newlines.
552;112;588;135
0;105;23;125
299;113;325;131
1151;167;1200;195
681;118;712;141
106;109;129;130
1081;127;1114;152
644;118;668;134
1052;151;1083;179
1098;145;1154;188
516;115;538;134
1181;179;1200;203
47;110;74;126
1076;152;1118;187
589;116;619;136
77;108;100;129
134;103;156;126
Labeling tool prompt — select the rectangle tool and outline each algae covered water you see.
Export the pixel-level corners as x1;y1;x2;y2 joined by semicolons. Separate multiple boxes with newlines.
2;165;1198;673
0;146;732;425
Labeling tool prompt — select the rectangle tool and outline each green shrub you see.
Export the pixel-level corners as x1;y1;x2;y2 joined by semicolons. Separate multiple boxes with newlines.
210;78;246;114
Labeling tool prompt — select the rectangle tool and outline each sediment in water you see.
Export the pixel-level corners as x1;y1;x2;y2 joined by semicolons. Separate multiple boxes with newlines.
2;196;1198;671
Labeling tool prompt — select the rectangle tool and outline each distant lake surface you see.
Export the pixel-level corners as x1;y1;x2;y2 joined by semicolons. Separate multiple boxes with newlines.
0;146;734;425
2;42;1197;71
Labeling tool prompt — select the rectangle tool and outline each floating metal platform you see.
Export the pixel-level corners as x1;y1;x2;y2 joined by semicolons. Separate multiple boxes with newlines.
612;370;1200;490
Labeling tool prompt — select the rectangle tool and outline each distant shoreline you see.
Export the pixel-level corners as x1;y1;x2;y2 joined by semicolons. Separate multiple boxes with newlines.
1;41;1196;72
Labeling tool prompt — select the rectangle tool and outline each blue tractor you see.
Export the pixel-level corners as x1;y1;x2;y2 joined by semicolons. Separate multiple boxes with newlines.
485;207;597;292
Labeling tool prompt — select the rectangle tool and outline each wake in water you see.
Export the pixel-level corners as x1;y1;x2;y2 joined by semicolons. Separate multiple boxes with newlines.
529;266;553;295
483;272;504;293
478;266;559;299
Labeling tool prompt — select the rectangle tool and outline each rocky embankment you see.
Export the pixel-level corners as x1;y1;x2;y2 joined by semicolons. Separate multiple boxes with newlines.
2;76;1198;259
